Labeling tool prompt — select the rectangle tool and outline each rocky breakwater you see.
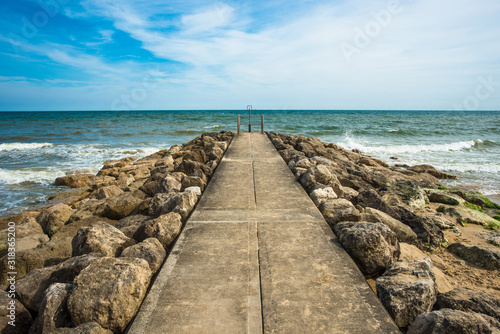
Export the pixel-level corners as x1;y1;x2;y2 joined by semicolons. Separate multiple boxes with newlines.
0;132;233;334
268;132;500;333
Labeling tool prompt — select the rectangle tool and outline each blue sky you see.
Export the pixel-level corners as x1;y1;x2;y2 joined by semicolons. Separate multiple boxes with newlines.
0;0;499;111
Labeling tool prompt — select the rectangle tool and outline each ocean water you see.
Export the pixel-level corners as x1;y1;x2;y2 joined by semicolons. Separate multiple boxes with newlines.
0;110;499;218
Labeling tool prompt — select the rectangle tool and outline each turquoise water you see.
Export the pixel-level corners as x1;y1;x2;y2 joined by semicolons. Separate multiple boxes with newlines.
1;110;499;218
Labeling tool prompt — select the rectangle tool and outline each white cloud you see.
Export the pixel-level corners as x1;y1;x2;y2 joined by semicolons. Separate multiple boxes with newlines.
180;4;235;35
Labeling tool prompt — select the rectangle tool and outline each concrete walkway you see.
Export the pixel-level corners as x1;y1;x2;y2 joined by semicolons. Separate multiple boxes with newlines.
128;133;400;334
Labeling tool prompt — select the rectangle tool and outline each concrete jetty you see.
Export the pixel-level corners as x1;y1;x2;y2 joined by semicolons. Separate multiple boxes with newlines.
128;133;400;333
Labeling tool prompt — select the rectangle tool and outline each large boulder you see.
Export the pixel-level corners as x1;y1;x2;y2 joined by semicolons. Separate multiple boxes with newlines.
362;208;417;244
447;243;500;270
114;214;150;240
407;309;500;334
67;257;152;333
154;174;182;194
30;283;73;334
37;203;75;237
334;222;400;277
436;288;500;321
0;237;73;288
0;291;32;334
156;190;198;219
16;254;101;311
309;187;337;206
319;198;356;224
55;172;95;188
0;217;48;255
134;213;182;249
353;189;396;216
121;238;166;273
181;175;206;192
72;222;133;257
100;192;143;220
410;164;458;179
51;216;116;242
376;258;438;328
57;322;113;334
438;205;499;227
299;165;333;189
426;190;464;206
92;185;123;200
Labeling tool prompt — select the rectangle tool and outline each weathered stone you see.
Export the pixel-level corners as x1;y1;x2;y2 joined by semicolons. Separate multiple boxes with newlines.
319;198;356;221
16;254;101;311
309;187;337;206
121;238;166;273
185;186;202;196
0;217;48;255
437;205;499;227
436;288;500;321
52;216;116;242
399;243;453;294
353;189;396;216
148;192;175;216
426;190;464;206
114;214;150;239
299;165;333;188
68;257;152;333
447;243;500;270
100;193;143;220
334;222;400;277
134;213;182;249
376;258;437;328
329;207;362;227
154;174;182;194
37;203;75;237
362;208;417;244
72;222;133;257
0;237;73;289
410;164;458;179
30;283;73;334
181;175;206;192
55;173;95;188
0;291;32;334
156;189;198;219
407;309;500;334
422;213;461;235
381;182;428;210
92;185;123;200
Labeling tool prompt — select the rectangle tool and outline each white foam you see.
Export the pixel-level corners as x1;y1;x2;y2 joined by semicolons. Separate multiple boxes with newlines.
0;168;65;185
0;142;53;152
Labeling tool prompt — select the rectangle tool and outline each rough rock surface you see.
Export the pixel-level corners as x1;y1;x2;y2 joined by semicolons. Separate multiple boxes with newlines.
309;187;337;206
100;192;143;220
438;205;499;227
121;237;166;273
72;222;133;257
376;258;438;328
30;283;73;334
436;288;500;321
334;222;400;277
57;322;113;334
447;243;500;270
68;257;152;333
0;291;33;334
37;203;75;237
155;189;198;219
134;213;182;249
16;254;101;311
363;207;417;244
0;217;48;255
407;309;500;334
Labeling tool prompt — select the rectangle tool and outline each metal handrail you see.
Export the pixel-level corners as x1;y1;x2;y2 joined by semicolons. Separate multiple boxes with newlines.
237;114;264;134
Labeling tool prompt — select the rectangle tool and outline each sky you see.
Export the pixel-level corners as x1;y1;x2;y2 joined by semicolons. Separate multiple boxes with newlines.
0;0;499;111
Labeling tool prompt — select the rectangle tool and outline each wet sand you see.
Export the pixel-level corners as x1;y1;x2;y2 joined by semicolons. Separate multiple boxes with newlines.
488;194;500;206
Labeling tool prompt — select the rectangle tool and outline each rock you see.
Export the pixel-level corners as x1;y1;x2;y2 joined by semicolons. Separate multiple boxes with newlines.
100;193;143;220
57;322;113;334
30;283;73;334
181;176;206;192
0;217;48;255
37;203;75;237
299;165;333;189
185;186;202;196
309;187;337;206
329;207;362;227
0;291;33;334
134;213;182;249
51;216;116;242
55;173;95;188
16;254;101;311
399;243;454;294
72;222;133;257
114;214;150;240
340;186;359;201
407;309;500;334
362;208;418;244
436;288;500;321
447;243;500;270
319;198;356;220
68;257;152;333
0;237;73;288
381;181;428;210
423;213;461;235
92;185;123;199
175;159;210;176
410;164;458;179
353;189;396;216
156;190;198;219
294;158;316;170
148;193;176;216
376;258;437;328
426;190;464;206
121;238;166;273
437;205;499;227
154;174;182;194
334;222;400;277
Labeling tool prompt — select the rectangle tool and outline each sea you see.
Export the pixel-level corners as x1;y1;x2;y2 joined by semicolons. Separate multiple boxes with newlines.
1;110;499;218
